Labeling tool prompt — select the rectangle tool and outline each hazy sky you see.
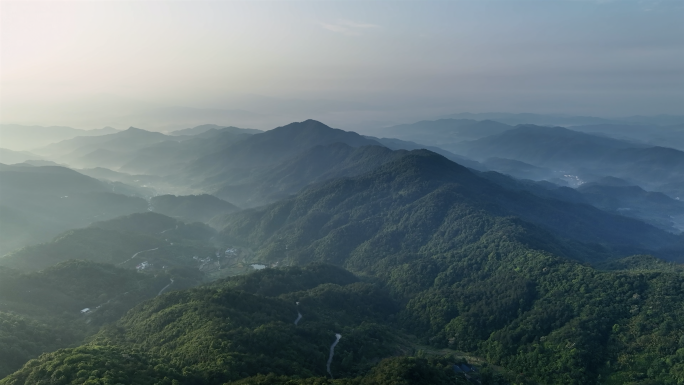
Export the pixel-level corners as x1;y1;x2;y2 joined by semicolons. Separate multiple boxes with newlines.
1;0;683;130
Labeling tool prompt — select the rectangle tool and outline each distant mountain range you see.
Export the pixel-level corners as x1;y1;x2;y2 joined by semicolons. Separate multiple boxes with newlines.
452;125;684;199
439;112;684;127
169;124;263;136
0;148;44;164
568;123;684;151
363;119;512;148
0;124;118;151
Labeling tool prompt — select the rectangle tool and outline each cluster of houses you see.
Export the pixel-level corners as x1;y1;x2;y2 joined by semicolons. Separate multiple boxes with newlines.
136;261;152;271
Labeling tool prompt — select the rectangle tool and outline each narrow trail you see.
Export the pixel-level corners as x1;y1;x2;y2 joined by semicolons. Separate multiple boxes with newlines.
157;278;175;296
326;333;342;378
294;302;302;325
117;248;158;266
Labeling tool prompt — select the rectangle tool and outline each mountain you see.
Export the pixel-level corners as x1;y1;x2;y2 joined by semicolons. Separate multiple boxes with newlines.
577;178;684;233
452;125;684;195
0;124;118;151
568;123;684;151
186;120;381;177
453;125;643;164
33;127;171;162
170;124;263;136
181;120;385;200
0;148;44;164
150;194;239;223
30;126;257;175
364;119;512;148
482;157;554;181
117;129;254;176
618;114;684;126
439;112;620;126
214;150;680;264
0;164;148;255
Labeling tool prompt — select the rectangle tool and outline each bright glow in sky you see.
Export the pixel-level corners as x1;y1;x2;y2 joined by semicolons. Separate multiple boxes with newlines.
1;1;683;130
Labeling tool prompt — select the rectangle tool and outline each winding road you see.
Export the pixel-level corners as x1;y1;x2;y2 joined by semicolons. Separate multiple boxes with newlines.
326;333;342;378
157;278;175;296
294;302;302;325
117;248;158;266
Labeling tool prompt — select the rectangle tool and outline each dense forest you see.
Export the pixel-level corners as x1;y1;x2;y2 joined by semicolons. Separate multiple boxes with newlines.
0;265;516;385
209;151;684;384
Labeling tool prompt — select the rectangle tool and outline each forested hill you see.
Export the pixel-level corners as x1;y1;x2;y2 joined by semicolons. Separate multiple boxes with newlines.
0;260;188;378
206;151;684;384
214;149;681;263
6;257;684;384
0;264;512;385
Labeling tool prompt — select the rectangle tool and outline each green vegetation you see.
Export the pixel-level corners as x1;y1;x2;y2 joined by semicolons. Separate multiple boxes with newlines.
0;260;193;378
230;356;484;385
210;151;684;384
0;345;184;385
1;265;516;385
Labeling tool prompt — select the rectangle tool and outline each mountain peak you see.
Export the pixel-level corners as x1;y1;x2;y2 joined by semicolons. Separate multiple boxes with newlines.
276;119;334;132
118;127;166;138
